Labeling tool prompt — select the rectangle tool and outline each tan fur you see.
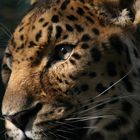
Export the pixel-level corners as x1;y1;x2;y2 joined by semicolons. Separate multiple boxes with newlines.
1;0;140;140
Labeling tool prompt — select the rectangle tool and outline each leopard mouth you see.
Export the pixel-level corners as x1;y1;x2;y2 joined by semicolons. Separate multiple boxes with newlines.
24;119;88;140
53;120;88;140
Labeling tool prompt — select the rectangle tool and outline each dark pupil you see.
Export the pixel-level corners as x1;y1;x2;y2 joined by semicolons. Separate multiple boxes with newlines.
60;47;68;55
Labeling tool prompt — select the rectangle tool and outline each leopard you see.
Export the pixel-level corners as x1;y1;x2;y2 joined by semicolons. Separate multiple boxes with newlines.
1;0;140;140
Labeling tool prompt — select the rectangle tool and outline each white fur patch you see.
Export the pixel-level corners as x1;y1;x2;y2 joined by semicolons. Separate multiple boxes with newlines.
111;9;132;27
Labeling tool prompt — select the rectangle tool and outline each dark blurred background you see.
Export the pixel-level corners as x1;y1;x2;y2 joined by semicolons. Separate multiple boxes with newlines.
0;0;30;139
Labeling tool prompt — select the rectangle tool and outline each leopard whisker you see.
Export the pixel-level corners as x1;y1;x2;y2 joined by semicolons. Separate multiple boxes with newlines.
76;94;136;115
0;129;6;135
78;67;134;108
49;132;60;140
41;128;53;139
79;107;113;118
56;129;77;135
56;133;71;140
43;128;61;140
0;22;12;35
93;67;133;98
42;132;49;138
65;126;97;130
0;23;12;38
4;131;8;140
78;96;111;110
55;121;80;129
58;125;75;131
0;115;6;121
0;28;11;39
65;115;116;122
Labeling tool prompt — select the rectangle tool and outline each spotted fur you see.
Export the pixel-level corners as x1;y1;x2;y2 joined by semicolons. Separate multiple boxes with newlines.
1;0;140;140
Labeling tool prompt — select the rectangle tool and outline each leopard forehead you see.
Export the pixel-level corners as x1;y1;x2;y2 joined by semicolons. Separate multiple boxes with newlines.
9;0;102;56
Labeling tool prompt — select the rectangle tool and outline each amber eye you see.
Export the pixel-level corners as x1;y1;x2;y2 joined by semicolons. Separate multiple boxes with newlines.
55;44;74;60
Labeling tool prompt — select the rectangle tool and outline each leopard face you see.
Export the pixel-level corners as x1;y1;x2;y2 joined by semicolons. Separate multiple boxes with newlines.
1;0;140;140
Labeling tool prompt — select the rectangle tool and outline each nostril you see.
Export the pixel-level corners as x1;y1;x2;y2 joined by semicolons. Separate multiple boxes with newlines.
4;102;43;131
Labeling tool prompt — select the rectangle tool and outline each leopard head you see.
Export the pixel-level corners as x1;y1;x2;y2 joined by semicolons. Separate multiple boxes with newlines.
1;0;138;139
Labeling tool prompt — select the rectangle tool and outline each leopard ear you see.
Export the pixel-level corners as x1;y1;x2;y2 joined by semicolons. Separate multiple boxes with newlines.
92;0;140;28
90;0;134;27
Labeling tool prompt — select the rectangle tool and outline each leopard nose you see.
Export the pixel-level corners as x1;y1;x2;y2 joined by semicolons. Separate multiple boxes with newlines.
3;102;43;131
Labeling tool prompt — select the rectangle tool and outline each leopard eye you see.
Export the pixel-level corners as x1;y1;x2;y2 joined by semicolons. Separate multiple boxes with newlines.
55;44;74;60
